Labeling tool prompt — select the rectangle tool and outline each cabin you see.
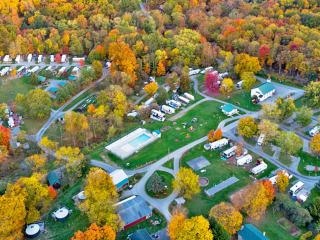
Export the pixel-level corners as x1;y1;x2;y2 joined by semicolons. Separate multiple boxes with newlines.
58;82;66;87
128;229;152;240
238;224;269;240
251;79;275;103
110;169;129;191
68;76;76;82
221;104;238;116
152;130;161;138
47;172;60;189
48;87;57;94
38;75;48;84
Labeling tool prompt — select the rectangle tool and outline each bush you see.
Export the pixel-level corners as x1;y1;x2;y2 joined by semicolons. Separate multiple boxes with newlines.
127;116;134;122
153;208;162;216
83;146;91;154
62;184;70;192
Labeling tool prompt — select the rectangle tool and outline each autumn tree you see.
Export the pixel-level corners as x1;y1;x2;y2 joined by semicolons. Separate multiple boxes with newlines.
260;102;281;122
172;167;200;199
235;142;243;157
179;71;191;92
166;72;179;91
220;78;235;95
276;171;289;192
209;202;243;234
209;217;231;240
232;182;269;220
79;168;123;230
275;96;296;119
144;63;150;75
304;82;320;108
259;179;275;205
64;111;89;147
29;72;39;85
167;208;187;240
25;154;47;173
296;106;313;126
48;186;57;199
277;131;303;155
258;119;279;143
207;130;215;142
71;223;116;240
0;126;11;148
234;53;261;75
310;133;320;153
241;72;256;89
0;103;8;119
157;62;165;76
80;59;85;67
238;116;257;138
92;60;103;79
38;137;59;154
205;70;220;91
147;172;164;193
176;216;213;240
87;104;96;115
144;82;158;96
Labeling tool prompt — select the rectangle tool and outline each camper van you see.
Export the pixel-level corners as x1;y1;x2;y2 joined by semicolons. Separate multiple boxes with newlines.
221;146;237;158
251;162;268;175
200;67;213;74
257;134;265;146
161;105;175;114
289;181;305;196
236;80;244;89
208;138;229;150
183;93;195;101
166;100;180;109
309;126;320;136
150;109;165;121
237;154;252;166
177;96;190;105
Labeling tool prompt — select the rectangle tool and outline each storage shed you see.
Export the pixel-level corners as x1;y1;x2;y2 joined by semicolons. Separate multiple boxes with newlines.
47;172;60;189
110;169;129;191
221;104;238;116
38;75;48;84
58;82;66;87
152;130;161;138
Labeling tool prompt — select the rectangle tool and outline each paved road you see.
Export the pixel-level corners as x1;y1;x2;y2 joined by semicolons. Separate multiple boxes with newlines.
139;3;150;18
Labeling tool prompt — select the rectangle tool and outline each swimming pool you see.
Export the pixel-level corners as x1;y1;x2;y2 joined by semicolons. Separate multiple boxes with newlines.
128;134;151;147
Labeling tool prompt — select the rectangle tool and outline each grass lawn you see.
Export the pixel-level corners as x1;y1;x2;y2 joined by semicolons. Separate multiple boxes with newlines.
314;112;320;116
243;136;256;146
279;151;292;166
294;97;312;109
180;142;278;218
63;91;92;111
162;158;174;170
224;118;239;127
156;76;166;85
21;116;50;134
145;171;174;199
115;209;167;240
256;72;304;89
0;76;34;103
297;150;320;176
38;174;90;240
262;144;275;157
103;100;230;169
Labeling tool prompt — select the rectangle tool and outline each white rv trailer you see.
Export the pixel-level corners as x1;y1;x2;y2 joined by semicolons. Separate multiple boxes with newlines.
27;54;32;62
105;61;111;68
15;55;20;63
177;96;190;105
208;138;229;150
221;146;237;158
150;109;165;121
59;67;66;74
200;67;213;74
38;55;42;63
269;170;292;185
161;105;175;114
17;66;25;73
46;66;53;71
3;55;11;62
289;181;304;196
30;66;39;73
257;134;265;146
219;72;228;79
73;57;85;62
50;55;55;62
144;98;154;106
236;80;244;89
251;162;268;175
236;154;252;166
183;92;194;101
61;54;67;63
0;67;10;76
165;86;171;92
166;100;180;109
127;111;138;118
309;126;320;136
8;117;14;129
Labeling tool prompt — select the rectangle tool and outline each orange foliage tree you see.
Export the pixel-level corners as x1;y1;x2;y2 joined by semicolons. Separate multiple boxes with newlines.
79;59;85;67
144;63;150;75
310;133;320;153
157;62;165;76
71;223;116;240
207;128;223;142
0;126;11;148
48;186;57;199
167;208;187;240
87;104;96;114
207;130;215;142
235;142;243;157
259;179;275;205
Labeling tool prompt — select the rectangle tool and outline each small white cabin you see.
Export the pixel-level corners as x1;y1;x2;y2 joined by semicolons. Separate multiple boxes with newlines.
221;104;238;116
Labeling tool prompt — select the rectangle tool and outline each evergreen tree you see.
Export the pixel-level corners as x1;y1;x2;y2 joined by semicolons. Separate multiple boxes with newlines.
147;172;164;193
209;217;231;240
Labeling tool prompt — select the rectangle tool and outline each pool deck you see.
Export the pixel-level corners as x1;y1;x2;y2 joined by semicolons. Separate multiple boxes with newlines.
105;128;157;160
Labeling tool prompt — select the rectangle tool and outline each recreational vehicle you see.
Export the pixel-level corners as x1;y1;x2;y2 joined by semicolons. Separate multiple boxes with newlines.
289;181;304;196
38;55;42;63
17;66;25;73
27;54;32;62
221;146;237;158
30;66;39;73
161;105;175;114
219;72;228;79
127;111;138;118
50;55;55;62
251;162;268;175
200;67;213;74
208;138;229;150
149;77;156;82
166;100;181;109
236;154;252;166
0;67;10;76
59;67;66;74
183;93;195;101
3;55;11;62
177;96;190;105
144;98;154;106
257;134;265;146
150;109;165;121
61;54;67;63
236;80;243;89
15;55;20;63
309;126;320;136
105;61;111;68
46;66;53;71
73;57;85;62
269;170;292;185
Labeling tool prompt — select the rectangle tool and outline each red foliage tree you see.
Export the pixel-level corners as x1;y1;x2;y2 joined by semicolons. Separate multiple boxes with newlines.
259;46;270;65
259;179;275;205
63;47;69;55
55;54;61;63
63;71;69;78
205;70;220;92
0;126;11;148
79;59;85;67
290;44;298;51
48;186;57;199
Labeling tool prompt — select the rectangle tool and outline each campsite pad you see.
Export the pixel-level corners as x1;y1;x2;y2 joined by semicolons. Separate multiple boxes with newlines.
175;127;181;130
187;156;211;171
160;126;171;132
188;127;196;132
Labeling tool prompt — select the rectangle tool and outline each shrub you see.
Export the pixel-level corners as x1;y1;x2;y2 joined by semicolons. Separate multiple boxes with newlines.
62;184;70;192
83;146;91;155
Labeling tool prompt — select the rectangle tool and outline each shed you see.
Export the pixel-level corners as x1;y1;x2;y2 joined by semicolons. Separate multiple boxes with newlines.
115;196;152;230
152;130;161;138
38;75;48;84
110;169;129;191
77;106;84;112
251;82;275;102
47;172;60;189
128;229;152;240
238;224;269;240
175;197;185;205
58;82;67;87
221;104;238;116
48;87;57;94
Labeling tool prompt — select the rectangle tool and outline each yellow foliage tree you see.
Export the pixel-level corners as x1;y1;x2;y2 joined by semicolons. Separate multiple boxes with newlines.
258;119;279;143
220;78;234;94
238;116;257;138
144;63;150;75
0;183;27;239
310;133;320;152
209;202;243;234
232;182;269;220
79;168;123;231
235;142;243;157
241;72;256;89
234;53;261;75
71;223;116;240
25;154;47;172
157;62;165;76
172;167;200;199
167;208;187;240
38;137;58;154
176;216;213;240
144;82;158;96
11;68;17;76
260;102;281;122
207;130;215;142
276;171;289;192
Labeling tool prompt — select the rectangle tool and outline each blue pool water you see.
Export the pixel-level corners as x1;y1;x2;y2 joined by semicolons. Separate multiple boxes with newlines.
129;134;151;147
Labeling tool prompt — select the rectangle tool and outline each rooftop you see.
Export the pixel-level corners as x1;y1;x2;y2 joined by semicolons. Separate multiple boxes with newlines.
254;82;275;95
47;172;60;186
110;169;129;189
38;75;46;82
58;82;66;86
222;104;236;112
129;229;152;240
49;87;57;92
238;224;269;240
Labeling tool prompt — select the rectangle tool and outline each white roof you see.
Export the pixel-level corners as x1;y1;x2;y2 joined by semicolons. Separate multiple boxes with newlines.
78;191;86;200
110;169;128;186
175;197;185;204
72;67;79;72
290;181;304;192
15;55;20;61
59;67;66;72
25;224;40;235
55;207;68;219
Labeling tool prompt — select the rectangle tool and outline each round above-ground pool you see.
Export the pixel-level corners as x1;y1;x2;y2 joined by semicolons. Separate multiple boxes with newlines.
55;208;69;222
25;224;40;238
198;177;209;186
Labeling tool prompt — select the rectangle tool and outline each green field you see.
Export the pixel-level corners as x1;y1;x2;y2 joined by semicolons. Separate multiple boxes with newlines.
145;171;174;199
180;142;278;218
162;158;174;170
103;100;230;169
279;151;293;166
0;76;34;103
262;144;275;157
297;150;320;176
